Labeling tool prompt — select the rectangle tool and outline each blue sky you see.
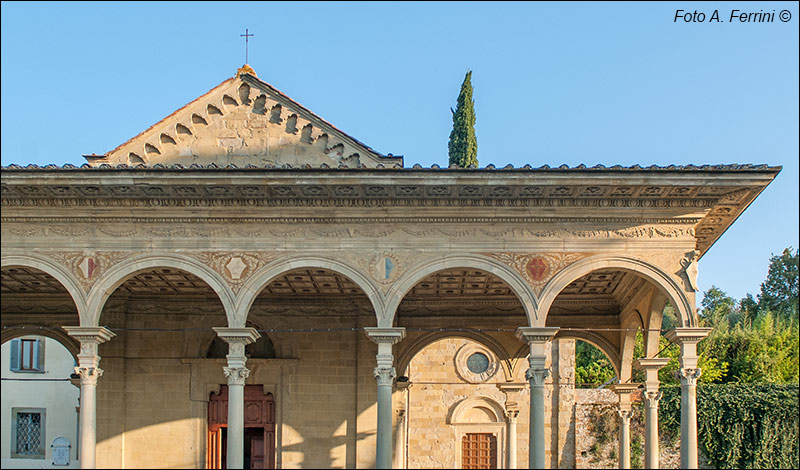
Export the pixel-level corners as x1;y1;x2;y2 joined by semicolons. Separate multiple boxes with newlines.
2;1;798;303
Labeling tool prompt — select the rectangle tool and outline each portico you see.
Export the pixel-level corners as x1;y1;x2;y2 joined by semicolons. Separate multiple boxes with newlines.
0;65;779;468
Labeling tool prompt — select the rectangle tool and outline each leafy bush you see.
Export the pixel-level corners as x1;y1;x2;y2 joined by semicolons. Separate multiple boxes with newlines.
659;384;799;469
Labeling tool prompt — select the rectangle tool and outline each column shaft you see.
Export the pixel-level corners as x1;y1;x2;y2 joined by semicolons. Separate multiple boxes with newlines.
64;326;115;470
506;412;518;469
644;394;660;469
666;328;709;470
680;371;700;469
227;379;246;469
618;411;632;469
213;327;260;470
78;377;97;468
365;327;405;470
376;376;393;468
528;370;547;469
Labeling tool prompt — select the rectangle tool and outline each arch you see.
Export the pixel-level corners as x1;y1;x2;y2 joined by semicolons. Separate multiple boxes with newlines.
395;331;513;381
384;254;538;328
538;255;695;328
234;256;384;328
1;324;80;361
85;254;235;326
1;254;88;324
508;330;622;380
447;396;505;424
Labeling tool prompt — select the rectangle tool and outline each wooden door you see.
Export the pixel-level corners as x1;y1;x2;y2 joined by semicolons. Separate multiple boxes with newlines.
208;385;275;469
250;433;265;469
206;427;223;469
462;433;497;469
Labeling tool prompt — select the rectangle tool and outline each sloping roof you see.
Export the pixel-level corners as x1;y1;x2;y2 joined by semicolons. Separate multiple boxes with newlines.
86;66;402;169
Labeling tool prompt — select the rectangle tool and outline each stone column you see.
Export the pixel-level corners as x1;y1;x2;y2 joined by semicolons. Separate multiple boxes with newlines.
665;328;710;469
517;327;559;470
635;358;670;469
213;327;261;470
394;380;412;469
610;384;638;469
506;410;520;469
64;326;116;469
365;327;406;469
497;383;524;469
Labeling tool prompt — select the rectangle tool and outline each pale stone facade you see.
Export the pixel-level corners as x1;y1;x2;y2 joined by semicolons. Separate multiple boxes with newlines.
1;65;780;469
1;337;80;468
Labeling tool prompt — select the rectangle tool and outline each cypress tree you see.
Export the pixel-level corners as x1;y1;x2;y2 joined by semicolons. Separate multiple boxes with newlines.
448;71;478;168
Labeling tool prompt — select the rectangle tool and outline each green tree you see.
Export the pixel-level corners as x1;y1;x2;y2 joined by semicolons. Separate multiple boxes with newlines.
448;71;478;168
758;247;799;320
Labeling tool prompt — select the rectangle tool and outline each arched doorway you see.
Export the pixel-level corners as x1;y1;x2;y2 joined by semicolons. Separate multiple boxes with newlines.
208;385;275;469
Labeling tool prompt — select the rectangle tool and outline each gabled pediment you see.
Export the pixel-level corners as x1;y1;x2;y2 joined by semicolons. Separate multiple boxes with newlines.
86;66;402;168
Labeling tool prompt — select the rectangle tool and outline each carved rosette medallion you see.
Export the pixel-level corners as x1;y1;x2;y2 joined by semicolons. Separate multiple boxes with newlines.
192;252;278;293
486;252;590;294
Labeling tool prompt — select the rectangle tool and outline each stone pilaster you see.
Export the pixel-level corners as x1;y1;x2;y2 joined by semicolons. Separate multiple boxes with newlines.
516;327;559;470
365;327;405;469
213;327;260;470
63;326;116;470
665;328;710;469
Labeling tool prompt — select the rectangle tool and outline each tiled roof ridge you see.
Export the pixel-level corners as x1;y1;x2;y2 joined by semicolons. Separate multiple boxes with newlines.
1;163;781;171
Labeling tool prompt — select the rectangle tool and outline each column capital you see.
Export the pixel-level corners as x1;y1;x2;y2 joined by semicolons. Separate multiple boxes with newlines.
525;367;550;386
515;327;559;344
364;327;406;345
374;366;397;386
677;367;702;386
73;366;104;386
643;390;663;408
664;327;711;345
617;408;634;420
223;366;250;386
505;409;520;421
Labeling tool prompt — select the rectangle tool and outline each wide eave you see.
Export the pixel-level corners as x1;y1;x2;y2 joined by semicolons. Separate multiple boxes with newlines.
1;164;781;257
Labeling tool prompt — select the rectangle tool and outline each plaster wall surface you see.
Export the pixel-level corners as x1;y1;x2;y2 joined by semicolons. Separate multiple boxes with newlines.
1;337;80;469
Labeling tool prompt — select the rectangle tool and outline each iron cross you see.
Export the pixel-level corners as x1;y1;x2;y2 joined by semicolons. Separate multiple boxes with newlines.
240;28;254;64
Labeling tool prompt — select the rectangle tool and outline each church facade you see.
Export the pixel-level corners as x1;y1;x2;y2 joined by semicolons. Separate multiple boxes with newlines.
1;66;780;469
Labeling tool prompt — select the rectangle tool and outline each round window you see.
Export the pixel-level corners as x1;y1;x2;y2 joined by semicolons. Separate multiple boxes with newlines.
466;352;490;374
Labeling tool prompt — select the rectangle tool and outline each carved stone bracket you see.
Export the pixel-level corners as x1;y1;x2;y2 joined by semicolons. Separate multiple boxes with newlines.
63;326;116;369
212;327;261;369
